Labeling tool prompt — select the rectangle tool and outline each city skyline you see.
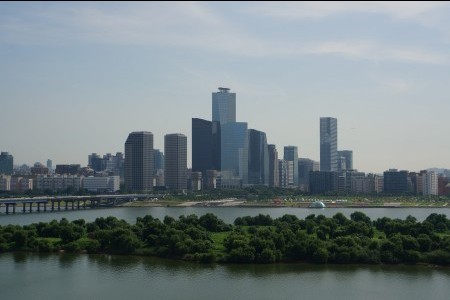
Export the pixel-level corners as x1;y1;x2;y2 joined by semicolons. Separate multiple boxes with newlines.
1;2;450;173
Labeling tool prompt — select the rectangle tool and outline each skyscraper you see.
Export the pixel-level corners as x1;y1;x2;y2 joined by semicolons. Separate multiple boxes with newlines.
212;87;236;125
153;149;165;171
192;118;213;177
153;149;165;187
124;131;154;192
423;171;438;196
212;120;221;171
320;117;338;172
383;169;409;194
46;159;52;172
278;159;294;188
248;129;269;185
220;122;248;187
0;152;13;175
284;146;298;187
298;158;320;192
338;150;353;171
164;133;187;191
268;144;279;187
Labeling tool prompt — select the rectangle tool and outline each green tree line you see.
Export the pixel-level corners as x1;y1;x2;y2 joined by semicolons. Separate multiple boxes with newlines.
0;212;449;265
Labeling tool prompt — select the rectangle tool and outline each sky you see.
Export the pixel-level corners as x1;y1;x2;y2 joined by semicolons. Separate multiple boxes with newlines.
1;1;449;174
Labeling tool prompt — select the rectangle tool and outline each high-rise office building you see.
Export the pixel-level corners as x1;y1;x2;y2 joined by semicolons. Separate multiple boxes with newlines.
46;159;52;172
88;153;103;171
192;118;213;177
212;87;236;173
153;149;165;171
220;122;248;187
278;159;294;188
212;87;236;125
338;150;353;171
423;171;438;196
268;144;279;187
298;158;320;192
124;131;154;192
284;146;298;187
320;117;338;172
212;121;221;171
309;171;339;194
383;169;409;194
0;152;13;175
248;129;269;185
164;133;187;191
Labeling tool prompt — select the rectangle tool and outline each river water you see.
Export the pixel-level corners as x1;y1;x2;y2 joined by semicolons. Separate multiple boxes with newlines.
1;207;449;300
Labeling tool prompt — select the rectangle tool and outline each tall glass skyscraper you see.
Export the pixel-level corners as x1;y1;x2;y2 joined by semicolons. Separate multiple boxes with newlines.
248;129;269;185
124;132;153;192
268;144;279;187
192;118;213;177
0;152;13;175
337;150;353;171
220;122;248;187
284;146;298;186
153;149;165;171
164;133;187;191
212;87;236;125
320;117;338;172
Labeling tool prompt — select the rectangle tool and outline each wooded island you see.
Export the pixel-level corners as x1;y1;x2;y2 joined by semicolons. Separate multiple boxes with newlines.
1;212;449;265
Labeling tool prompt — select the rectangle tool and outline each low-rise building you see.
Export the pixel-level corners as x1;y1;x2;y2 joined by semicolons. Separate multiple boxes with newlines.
35;175;82;192
0;175;11;191
83;176;120;193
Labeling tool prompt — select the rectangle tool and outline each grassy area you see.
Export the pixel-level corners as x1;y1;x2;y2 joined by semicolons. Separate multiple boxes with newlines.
210;231;230;254
36;237;61;244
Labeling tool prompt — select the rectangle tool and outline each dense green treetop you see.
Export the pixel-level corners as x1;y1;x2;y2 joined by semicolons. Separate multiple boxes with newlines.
0;212;449;265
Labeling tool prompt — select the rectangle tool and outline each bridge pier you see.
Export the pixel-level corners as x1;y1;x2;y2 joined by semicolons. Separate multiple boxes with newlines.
71;201;74;210
6;203;17;214
37;202;40;212
44;203;47;212
51;201;55;211
77;200;80;209
22;203;26;213
29;202;32;212
65;201;68;210
57;201;61;210
83;200;86;209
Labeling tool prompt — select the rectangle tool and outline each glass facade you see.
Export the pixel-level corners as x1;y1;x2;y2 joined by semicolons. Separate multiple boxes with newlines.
248;129;269;185
192;118;213;176
220;122;248;186
284;146;298;186
0;152;13;175
268;144;279;187
212;88;236;125
320;117;338;172
338;150;353;171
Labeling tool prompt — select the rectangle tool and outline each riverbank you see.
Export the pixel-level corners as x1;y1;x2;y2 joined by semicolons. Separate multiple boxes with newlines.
120;199;450;208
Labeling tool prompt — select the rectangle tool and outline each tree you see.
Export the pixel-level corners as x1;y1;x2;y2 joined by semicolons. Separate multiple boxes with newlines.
312;247;328;263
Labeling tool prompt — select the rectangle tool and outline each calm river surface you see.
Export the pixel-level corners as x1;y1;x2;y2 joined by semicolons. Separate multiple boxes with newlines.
1;207;449;300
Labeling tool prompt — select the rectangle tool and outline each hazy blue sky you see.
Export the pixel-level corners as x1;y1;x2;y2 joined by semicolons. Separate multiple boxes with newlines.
1;2;449;173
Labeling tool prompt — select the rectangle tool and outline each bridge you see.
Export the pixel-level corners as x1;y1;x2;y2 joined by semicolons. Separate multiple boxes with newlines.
0;194;162;214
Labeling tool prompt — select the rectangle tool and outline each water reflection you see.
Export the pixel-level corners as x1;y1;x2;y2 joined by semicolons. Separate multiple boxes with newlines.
58;253;78;268
13;252;28;263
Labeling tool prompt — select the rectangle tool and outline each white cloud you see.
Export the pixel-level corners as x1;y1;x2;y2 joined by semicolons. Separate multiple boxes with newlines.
0;2;447;65
244;1;447;21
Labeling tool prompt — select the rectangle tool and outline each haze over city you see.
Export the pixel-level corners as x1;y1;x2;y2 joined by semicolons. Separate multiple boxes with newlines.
1;2;450;173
